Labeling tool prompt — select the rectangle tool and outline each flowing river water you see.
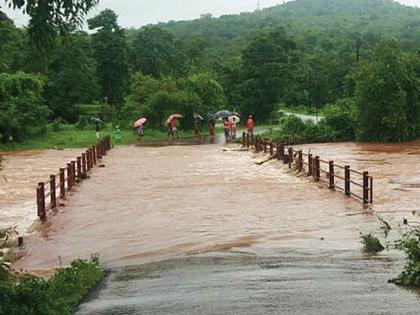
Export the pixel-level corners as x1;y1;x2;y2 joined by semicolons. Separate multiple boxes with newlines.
1;138;420;313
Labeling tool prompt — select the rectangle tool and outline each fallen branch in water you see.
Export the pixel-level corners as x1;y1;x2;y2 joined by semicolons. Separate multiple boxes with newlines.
223;148;249;152
255;155;276;165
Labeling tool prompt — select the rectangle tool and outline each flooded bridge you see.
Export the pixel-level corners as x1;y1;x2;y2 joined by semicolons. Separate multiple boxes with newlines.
1;139;420;313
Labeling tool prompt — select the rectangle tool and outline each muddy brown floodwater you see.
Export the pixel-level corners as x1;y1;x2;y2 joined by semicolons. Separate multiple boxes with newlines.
2;140;420;313
0;149;83;231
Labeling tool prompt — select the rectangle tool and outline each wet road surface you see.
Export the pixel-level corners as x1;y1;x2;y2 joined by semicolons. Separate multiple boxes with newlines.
76;254;419;315
2;140;420;313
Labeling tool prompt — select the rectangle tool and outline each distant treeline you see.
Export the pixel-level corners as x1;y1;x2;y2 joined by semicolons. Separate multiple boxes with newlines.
2;0;420;143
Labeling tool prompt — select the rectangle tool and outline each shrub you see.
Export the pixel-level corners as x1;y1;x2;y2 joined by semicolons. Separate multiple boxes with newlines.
74;116;89;130
0;255;104;314
390;226;420;287
360;233;385;252
51;117;63;132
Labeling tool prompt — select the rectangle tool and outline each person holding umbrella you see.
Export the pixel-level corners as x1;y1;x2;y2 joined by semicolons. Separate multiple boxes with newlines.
90;117;104;141
134;117;147;137
166;114;183;140
193;113;203;137
207;113;216;137
229;115;240;140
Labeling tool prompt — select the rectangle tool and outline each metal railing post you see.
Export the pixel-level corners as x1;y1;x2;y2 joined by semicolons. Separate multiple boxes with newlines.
77;157;82;181
288;147;293;168
298;151;303;172
82;153;87;176
50;175;56;209
314;156;320;181
37;182;46;220
345;165;351;196
60;168;65;198
67;163;72;190
329;161;335;189
363;172;369;204
308;154;313;176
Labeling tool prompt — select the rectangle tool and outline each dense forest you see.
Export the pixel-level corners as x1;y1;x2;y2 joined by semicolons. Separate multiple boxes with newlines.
2;0;420;143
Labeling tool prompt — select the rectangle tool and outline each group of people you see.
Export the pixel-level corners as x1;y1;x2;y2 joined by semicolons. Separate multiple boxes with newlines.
222;116;238;142
223;114;255;143
134;113;255;143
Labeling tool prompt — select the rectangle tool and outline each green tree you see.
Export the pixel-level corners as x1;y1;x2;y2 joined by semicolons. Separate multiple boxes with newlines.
88;9;128;108
0;72;50;142
2;0;98;51
239;29;299;120
45;31;99;122
354;40;419;142
0;12;26;73
183;73;227;113
130;26;186;78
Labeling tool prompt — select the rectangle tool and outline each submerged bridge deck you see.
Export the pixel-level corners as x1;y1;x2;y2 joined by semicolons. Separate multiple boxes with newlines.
12;141;420;313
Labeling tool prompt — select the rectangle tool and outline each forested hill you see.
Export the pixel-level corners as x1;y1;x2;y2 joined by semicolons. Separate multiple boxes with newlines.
151;0;420;61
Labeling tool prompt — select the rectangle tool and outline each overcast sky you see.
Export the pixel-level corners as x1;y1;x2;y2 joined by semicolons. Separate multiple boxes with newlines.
2;0;420;28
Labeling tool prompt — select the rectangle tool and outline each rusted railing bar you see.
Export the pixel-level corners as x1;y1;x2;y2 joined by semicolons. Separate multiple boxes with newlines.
350;169;364;176
350;192;363;200
350;180;364;188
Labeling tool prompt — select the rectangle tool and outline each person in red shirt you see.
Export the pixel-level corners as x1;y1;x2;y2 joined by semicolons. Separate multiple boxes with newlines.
171;118;179;139
223;117;232;142
246;114;255;141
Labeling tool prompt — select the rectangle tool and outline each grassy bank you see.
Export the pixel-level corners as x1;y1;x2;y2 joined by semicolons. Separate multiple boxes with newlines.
0;256;104;315
0;124;201;151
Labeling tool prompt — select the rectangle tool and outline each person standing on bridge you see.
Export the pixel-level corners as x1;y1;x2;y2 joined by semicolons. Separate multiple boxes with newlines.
246;114;255;142
171;118;179;139
223;117;232;142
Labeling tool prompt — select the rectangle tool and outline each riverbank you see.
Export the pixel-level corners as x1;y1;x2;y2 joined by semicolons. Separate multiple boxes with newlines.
0;124;201;151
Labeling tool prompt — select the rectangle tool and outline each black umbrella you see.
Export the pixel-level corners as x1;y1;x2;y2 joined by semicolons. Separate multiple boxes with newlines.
90;117;104;124
215;110;232;119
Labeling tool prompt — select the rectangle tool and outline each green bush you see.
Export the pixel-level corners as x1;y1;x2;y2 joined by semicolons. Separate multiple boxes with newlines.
0;72;50;143
360;233;385;252
390;226;420;287
74;116;89;130
322;98;357;141
266;114;335;144
51;117;63;132
0;256;104;315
